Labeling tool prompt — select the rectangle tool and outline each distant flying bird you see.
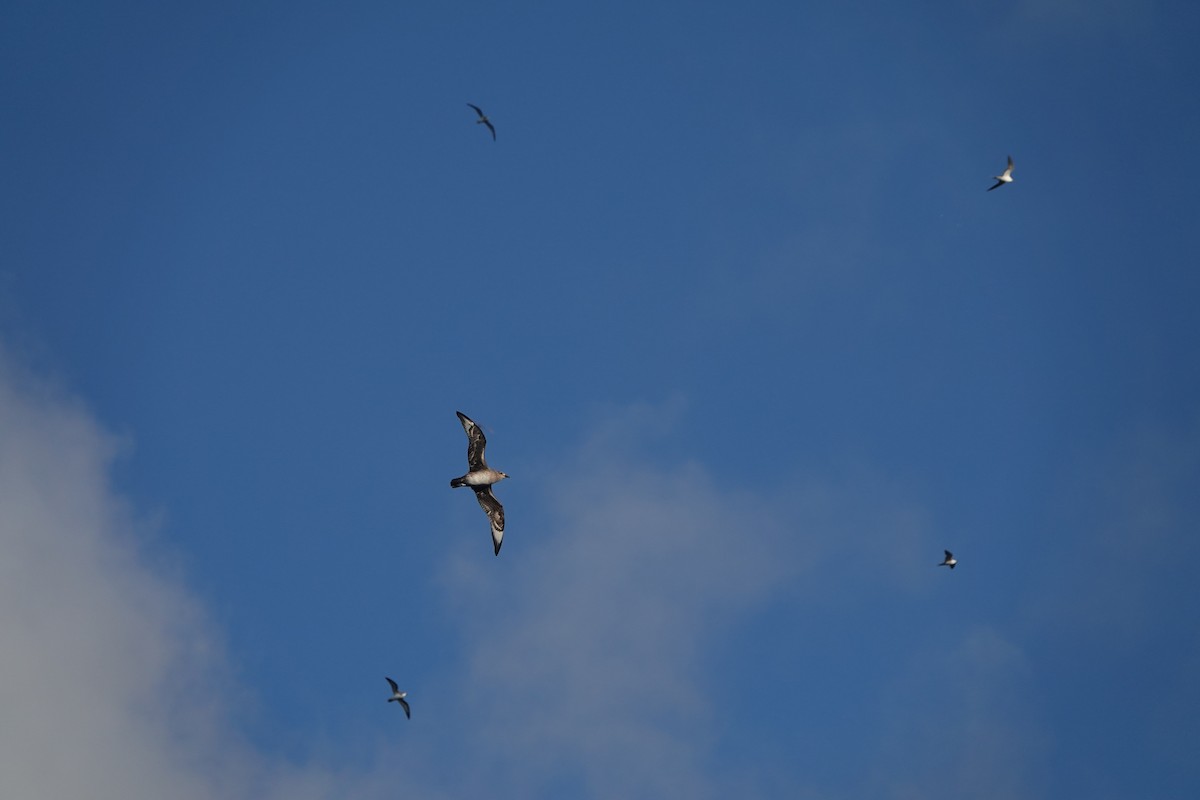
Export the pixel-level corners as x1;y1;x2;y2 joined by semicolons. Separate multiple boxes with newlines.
385;677;410;718
987;156;1014;191
467;103;496;140
939;550;958;569
450;411;508;554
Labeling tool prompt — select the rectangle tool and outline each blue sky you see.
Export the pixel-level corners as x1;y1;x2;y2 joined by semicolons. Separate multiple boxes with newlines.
2;1;1199;797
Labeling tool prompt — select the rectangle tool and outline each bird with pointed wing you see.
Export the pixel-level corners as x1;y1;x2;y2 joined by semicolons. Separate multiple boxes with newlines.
385;677;410;718
450;411;508;554
467;103;496;140
987;156;1014;191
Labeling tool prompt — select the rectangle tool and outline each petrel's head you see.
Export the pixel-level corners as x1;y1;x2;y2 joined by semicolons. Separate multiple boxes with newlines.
498;471;510;481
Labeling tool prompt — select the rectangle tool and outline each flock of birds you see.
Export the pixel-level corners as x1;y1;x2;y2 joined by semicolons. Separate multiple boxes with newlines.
383;105;1014;718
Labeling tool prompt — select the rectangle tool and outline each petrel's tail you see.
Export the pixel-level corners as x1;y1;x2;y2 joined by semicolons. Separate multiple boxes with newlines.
450;476;466;488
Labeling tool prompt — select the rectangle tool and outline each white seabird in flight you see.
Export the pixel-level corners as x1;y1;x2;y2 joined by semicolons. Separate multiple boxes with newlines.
987;156;1014;191
467;103;496;140
450;411;508;555
939;550;958;569
385;677;410;719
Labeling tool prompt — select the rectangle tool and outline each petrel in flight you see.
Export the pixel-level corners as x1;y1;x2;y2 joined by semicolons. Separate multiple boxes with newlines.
385;677;410;718
987;156;1014;191
450;411;508;554
939;550;958;569
467;103;496;140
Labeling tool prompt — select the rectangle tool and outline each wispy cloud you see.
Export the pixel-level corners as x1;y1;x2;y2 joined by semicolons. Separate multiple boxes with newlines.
1025;418;1200;638
435;403;947;799
440;452;794;794
871;626;1050;800
0;345;372;800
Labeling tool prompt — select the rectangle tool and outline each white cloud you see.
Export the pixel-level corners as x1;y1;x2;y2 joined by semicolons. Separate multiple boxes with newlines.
0;346;374;800
447;485;794;795
436;404;946;800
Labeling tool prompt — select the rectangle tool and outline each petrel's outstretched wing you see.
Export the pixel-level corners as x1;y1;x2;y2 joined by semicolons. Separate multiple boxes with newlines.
944;550;953;561
385;677;399;694
456;411;489;471
472;485;505;555
398;697;411;719
1004;155;1014;177
987;179;1005;192
466;104;495;140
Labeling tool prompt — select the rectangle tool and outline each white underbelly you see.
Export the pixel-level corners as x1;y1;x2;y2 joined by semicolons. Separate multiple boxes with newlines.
465;469;504;485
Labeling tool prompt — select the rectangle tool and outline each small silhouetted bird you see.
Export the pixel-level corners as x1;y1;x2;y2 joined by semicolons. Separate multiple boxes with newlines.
467;103;495;140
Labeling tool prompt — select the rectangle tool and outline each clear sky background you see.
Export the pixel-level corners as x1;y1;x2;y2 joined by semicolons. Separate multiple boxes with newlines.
2;1;1199;798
